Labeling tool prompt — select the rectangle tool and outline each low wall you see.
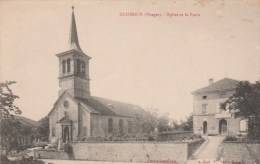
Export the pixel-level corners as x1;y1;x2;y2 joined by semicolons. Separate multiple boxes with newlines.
221;143;260;163
36;139;204;163
72;142;187;163
36;150;69;160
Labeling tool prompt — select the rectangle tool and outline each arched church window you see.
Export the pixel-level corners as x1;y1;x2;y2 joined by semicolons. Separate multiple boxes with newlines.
128;120;132;133
119;119;124;135
77;59;81;74
67;59;71;72
240;119;247;132
62;60;66;73
108;118;113;134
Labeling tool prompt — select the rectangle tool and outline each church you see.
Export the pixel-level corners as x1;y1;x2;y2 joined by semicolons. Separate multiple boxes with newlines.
48;7;145;143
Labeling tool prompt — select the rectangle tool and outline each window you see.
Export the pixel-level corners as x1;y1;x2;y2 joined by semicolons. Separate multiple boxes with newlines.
203;95;207;99
119;119;124;135
108;118;113;133
128;120;133;133
77;59;81;74
82;61;86;75
202;104;208;114
216;103;225;113
62;60;66;73
67;59;71;72
240;120;247;132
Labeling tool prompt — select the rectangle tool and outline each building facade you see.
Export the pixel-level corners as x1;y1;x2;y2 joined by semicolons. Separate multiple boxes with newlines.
192;78;247;136
48;8;144;144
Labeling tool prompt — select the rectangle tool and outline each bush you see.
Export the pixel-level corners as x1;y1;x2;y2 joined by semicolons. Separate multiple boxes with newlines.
148;135;155;141
224;135;238;142
190;134;202;139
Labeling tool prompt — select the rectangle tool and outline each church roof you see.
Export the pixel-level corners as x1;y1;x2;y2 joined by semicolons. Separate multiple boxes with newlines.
56;7;90;58
69;6;82;53
192;78;240;94
77;97;146;117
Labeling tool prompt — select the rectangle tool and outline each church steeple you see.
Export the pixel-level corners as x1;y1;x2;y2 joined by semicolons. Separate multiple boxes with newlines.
69;6;82;52
56;6;91;99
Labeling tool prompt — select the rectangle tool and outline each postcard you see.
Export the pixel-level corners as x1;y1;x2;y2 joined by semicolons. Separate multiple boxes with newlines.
0;0;259;164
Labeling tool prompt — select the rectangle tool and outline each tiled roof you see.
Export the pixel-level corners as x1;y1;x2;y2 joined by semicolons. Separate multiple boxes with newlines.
192;78;240;94
77;96;146;117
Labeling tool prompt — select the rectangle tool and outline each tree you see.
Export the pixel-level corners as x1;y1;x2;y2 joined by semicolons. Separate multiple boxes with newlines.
0;81;23;153
170;119;181;130
222;81;260;139
132;108;158;135
0;119;23;152
157;113;171;132
37;116;49;141
132;108;172;136
0;81;21;119
170;114;193;131
179;114;193;131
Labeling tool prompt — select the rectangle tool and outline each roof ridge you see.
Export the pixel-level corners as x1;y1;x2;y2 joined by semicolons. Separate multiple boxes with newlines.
192;78;240;94
92;96;140;107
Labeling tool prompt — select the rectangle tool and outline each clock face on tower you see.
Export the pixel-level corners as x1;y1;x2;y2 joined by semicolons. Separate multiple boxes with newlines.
63;101;69;108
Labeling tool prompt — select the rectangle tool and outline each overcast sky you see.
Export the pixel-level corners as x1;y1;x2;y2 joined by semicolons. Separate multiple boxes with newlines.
0;0;259;121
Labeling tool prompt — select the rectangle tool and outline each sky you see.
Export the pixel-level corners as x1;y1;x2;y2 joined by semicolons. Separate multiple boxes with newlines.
0;0;259;121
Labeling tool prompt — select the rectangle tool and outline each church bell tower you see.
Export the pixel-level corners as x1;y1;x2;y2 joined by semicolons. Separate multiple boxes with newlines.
56;7;91;99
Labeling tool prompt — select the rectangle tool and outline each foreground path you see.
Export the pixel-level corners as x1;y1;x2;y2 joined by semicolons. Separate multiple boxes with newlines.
188;136;225;163
196;136;225;159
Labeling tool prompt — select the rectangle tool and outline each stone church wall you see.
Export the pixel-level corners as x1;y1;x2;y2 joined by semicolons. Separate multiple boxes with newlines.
78;104;91;138
49;95;80;142
90;114;130;137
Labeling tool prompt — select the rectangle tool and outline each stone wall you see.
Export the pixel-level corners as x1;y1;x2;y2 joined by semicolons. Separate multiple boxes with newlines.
220;143;260;163
71;142;188;163
36;140;204;163
36;150;69;160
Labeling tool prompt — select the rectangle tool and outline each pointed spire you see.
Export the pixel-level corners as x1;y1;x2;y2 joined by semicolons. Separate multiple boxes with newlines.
69;6;82;52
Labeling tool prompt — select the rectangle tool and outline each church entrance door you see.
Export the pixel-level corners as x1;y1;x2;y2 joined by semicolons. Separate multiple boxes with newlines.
63;126;70;143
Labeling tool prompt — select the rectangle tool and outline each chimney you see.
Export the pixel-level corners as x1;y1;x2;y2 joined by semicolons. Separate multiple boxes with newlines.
209;78;214;85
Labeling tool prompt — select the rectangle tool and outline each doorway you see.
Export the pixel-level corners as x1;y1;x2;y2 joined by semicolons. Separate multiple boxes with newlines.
203;121;207;135
219;119;227;135
63;126;70;143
